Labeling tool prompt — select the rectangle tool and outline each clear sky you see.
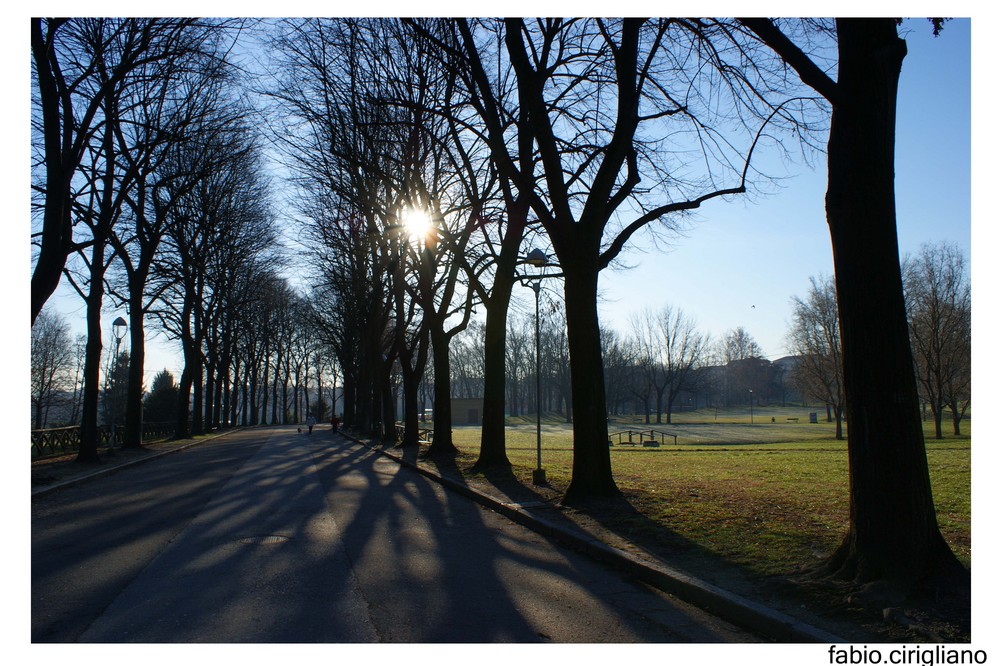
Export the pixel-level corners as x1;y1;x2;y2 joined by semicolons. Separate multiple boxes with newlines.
593;17;972;360
29;15;974;383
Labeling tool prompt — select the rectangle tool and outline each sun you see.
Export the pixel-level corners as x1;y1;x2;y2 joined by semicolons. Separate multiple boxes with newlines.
401;208;434;243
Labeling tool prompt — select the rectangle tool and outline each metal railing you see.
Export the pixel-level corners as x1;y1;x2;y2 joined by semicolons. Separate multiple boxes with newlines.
31;421;178;460
608;429;678;447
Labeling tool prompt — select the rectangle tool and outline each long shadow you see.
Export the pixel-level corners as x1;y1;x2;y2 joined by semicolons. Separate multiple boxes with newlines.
31;429;273;642
62;427;388;642
535;487;964;642
384;447;909;642
306;436;544;641
324;435;742;642
32;426;753;643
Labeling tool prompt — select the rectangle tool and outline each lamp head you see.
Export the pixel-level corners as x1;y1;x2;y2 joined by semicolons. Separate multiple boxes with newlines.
112;316;128;340
525;248;548;267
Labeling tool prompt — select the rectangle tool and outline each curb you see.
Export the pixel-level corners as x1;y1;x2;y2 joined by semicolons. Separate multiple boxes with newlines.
348;432;844;644
31;428;242;499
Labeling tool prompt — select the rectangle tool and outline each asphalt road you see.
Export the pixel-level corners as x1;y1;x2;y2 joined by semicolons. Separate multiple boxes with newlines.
31;427;757;643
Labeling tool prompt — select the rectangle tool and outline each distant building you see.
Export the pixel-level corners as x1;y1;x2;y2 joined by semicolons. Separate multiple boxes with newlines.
451;398;483;425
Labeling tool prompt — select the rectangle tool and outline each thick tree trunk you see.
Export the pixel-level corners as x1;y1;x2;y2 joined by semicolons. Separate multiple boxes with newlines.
380;363;396;441
203;361;215;431
475;271;515;470
561;262;617;503
175;296;195;438
30;19;74;326
77;244;107;463
426;324;457;457
822;19;963;587
342;369;356;429
399;366;422;447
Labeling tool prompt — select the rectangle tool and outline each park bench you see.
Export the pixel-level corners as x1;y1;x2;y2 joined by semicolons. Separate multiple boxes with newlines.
608;429;677;447
786;417;799;423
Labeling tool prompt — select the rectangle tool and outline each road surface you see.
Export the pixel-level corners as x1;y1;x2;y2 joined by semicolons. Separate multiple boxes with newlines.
32;426;757;643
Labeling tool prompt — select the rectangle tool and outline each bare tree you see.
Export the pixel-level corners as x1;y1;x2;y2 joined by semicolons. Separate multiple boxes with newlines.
601;327;635;417
717;326;767;408
151;123;275;438
461;18;816;501
30;18;208;324
107;27;240;447
451;321;486;399
629;306;707;424
31;311;74;429
265;18;408;439
34;19;234;460
787;275;845;439
903;242;971;438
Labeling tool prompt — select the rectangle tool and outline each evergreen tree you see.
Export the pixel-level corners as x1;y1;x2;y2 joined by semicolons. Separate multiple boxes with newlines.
143;369;180;423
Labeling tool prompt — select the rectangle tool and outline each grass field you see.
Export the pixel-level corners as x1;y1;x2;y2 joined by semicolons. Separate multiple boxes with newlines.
449;407;971;578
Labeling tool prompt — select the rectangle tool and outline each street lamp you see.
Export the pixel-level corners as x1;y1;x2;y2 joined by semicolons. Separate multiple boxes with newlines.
109;316;128;449
748;388;754;425
523;248;555;486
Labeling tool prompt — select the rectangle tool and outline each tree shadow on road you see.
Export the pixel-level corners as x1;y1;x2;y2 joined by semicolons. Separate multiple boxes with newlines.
311;434;749;642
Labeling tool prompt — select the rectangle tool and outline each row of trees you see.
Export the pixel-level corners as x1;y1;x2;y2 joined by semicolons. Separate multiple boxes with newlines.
263;17;826;471
30;19;343;459
268;16;968;591
32;17;967;593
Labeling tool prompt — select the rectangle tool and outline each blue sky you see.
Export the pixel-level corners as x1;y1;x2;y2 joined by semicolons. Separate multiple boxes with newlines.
594;17;972;359
29;16;974;382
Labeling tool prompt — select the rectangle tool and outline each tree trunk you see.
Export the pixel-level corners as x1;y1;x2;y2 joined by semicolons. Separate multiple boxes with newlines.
30;19;75;325
399;364;422;447
192;356;204;435
475;276;514;470
123;290;145;448
426;324;457;457
561;261;617;503
932;402;944;440
343;376;356;429
949;401;963;436
380;362;396;441
822;18;963;587
77;243;107;463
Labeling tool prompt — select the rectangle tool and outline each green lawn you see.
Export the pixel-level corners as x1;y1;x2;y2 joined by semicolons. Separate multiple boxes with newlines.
449;408;971;577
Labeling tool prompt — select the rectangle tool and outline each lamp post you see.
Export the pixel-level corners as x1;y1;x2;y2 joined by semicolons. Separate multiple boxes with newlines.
748;388;754;425
109;316;128;449
524;248;551;486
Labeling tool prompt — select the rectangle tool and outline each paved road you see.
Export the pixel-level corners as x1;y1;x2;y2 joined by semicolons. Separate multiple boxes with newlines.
32;427;757;643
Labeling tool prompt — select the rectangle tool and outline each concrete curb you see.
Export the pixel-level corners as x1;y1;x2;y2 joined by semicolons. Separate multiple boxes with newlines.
31;428;242;499
350;433;844;644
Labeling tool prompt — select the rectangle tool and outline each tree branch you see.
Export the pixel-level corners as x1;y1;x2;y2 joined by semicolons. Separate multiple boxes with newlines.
737;18;841;105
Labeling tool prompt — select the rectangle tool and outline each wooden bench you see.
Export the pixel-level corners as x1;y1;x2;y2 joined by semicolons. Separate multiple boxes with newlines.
786;417;799;423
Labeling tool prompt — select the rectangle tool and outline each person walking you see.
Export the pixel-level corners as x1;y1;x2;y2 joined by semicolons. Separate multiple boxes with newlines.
306;414;317;435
